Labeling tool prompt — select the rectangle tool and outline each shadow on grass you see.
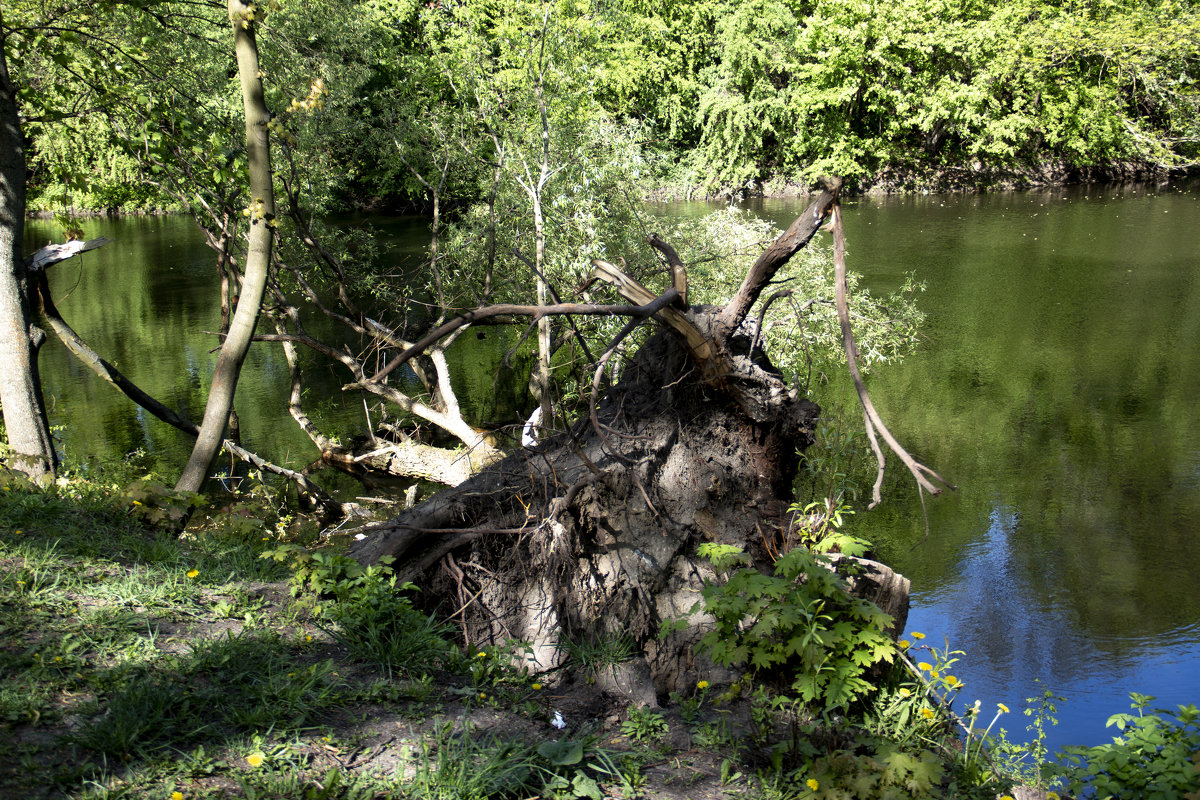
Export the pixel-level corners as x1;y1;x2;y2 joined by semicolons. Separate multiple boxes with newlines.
0;478;323;791
66;629;342;760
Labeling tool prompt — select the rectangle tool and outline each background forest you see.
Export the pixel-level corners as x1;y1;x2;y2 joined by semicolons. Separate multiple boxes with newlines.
13;0;1200;216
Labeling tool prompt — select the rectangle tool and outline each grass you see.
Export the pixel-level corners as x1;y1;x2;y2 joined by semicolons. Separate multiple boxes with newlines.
0;471;664;799
0;467;1054;799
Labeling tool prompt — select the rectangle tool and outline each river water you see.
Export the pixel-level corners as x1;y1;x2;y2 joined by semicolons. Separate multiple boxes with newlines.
25;182;1200;751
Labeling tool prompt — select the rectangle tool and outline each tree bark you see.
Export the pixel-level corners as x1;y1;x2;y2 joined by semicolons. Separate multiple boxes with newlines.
0;31;56;480
176;0;275;493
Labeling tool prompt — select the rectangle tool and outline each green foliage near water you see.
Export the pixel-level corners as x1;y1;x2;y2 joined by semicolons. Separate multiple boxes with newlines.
9;0;1199;213
1053;694;1200;799
692;541;898;710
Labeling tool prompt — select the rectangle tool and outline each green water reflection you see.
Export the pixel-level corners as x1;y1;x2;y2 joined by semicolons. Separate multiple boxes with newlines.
25;215;529;476
755;183;1200;747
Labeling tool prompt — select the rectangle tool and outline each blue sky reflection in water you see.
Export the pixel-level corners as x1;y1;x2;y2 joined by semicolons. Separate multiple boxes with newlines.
755;182;1200;752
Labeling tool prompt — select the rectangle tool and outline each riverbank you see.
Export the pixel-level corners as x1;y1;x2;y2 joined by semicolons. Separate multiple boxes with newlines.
1;467;1039;800
644;161;1190;202
28;161;1196;220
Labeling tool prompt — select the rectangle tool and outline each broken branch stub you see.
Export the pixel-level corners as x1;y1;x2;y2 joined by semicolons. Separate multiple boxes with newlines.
714;180;841;339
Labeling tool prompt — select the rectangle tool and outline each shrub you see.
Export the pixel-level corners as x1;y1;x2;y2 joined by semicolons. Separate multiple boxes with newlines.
692;543;896;711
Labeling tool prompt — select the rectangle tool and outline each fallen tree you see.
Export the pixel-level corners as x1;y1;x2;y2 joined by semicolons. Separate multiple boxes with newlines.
349;183;948;697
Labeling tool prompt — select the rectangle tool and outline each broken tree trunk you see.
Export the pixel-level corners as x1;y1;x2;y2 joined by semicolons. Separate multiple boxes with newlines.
349;186;912;697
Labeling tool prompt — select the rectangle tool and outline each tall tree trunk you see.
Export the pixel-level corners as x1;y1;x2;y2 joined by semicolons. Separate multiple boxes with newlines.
176;0;274;493
0;31;56;480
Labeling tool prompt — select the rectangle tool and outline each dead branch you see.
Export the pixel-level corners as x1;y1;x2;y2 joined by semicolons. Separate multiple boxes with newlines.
715;180;841;339
829;201;955;510
648;233;689;309
368;293;681;384
35;275;342;512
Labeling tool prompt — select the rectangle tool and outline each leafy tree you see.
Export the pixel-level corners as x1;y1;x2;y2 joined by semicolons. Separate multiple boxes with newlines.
637;0;1200;191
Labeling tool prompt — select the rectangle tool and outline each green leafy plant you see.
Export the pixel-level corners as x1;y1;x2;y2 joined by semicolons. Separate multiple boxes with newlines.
622;706;669;744
785;498;871;557
556;630;635;684
794;741;947;800
120;479;204;528
406;721;627;800
989;682;1065;789
1053;694;1200;800
320;571;451;678
451;640;543;705
262;545;394;601
693;543;896;711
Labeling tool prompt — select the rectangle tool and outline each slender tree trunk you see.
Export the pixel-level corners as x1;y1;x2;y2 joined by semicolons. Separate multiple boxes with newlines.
176;0;274;493
0;33;56;480
530;46;552;438
533;192;551;435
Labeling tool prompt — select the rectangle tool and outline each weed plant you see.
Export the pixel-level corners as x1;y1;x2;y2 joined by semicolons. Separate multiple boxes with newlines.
407;720;630;800
556;630;635;683
622;706;669;744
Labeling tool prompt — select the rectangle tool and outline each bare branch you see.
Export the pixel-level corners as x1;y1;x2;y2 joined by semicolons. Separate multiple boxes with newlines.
648;233;689;309
368;293;680;384
715;181;841;338
830;201;955;512
35;275;340;511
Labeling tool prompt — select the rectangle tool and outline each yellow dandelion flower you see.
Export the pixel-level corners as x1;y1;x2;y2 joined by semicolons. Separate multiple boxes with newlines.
806;778;819;791
998;702;1010;714
899;688;912;698
54;656;62;662
1000;796;1015;800
186;569;199;579
171;793;184;800
898;639;910;649
930;670;940;679
476;651;488;659
1046;793;1060;800
697;680;709;690
944;675;960;687
532;683;542;690
14;529;21;534
305;635;313;642
917;662;933;672
246;752;265;768
920;707;935;719
910;631;926;640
